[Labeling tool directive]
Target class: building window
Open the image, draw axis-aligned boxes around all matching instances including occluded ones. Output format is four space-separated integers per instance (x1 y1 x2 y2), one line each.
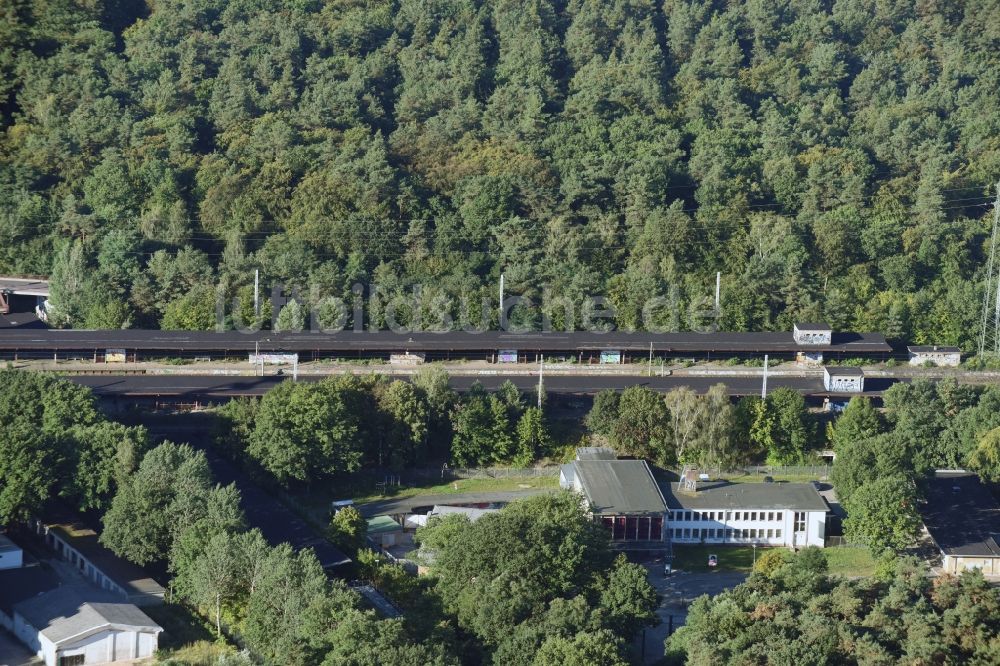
794 512 806 533
767 529 773 538
750 512 756 521
775 530 782 539
725 511 732 521
724 529 732 539
59 655 85 666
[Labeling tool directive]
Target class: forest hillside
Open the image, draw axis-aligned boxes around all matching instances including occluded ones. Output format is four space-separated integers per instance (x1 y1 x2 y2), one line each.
1 0 998 344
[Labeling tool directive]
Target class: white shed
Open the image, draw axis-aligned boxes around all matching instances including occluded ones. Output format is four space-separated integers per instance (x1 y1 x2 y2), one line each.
907 346 961 367
823 366 864 393
12 592 162 666
793 322 832 346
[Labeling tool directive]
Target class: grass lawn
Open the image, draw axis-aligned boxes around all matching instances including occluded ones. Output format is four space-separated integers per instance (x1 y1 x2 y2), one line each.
288 474 561 521
669 545 876 577
669 545 757 573
142 601 240 665
825 546 876 577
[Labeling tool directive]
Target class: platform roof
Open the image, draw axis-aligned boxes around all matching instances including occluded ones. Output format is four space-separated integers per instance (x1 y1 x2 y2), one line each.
0 329 893 354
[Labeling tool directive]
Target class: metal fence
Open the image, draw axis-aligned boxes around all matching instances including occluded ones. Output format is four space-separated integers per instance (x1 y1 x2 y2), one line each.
450 466 560 479
824 536 862 548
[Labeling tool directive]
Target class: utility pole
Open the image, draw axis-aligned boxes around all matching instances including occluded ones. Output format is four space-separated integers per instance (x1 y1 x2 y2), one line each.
537 354 544 408
648 342 654 377
254 269 260 318
978 182 1000 356
715 271 721 313
499 273 505 330
761 354 769 399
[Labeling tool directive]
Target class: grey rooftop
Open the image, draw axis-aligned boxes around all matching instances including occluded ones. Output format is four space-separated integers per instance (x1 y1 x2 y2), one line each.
663 481 829 512
824 366 864 376
921 471 1000 559
572 460 667 515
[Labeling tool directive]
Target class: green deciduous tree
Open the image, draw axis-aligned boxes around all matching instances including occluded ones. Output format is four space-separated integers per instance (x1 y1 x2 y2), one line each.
329 506 367 556
586 390 620 437
416 492 653 662
751 388 815 464
248 378 365 484
968 427 1000 483
608 386 672 463
101 441 236 566
843 475 921 554
669 556 1000 664
829 396 883 451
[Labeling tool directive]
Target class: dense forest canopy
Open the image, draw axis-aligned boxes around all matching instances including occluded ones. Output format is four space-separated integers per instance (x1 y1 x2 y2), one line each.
1 0 998 345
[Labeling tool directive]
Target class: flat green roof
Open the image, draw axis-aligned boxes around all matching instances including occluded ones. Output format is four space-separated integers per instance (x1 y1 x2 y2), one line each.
366 516 402 535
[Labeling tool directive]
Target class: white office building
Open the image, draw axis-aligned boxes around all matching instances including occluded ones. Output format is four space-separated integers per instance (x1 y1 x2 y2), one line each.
664 481 829 549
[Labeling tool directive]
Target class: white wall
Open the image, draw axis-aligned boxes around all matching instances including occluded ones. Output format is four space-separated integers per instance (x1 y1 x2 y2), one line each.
56 627 158 664
909 352 960 367
943 555 999 576
824 374 863 393
138 630 158 657
0 548 22 570
668 508 826 548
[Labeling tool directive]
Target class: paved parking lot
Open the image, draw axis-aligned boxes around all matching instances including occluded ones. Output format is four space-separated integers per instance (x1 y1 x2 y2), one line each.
635 562 748 663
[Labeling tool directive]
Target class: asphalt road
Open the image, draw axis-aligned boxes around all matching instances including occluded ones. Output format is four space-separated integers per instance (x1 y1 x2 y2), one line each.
63 373 874 398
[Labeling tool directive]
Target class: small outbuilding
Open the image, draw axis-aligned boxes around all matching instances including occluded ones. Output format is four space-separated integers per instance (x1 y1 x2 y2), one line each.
14 593 162 666
366 516 404 548
823 366 864 393
0 562 162 666
921 471 1000 576
793 322 832 346
907 346 961 367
